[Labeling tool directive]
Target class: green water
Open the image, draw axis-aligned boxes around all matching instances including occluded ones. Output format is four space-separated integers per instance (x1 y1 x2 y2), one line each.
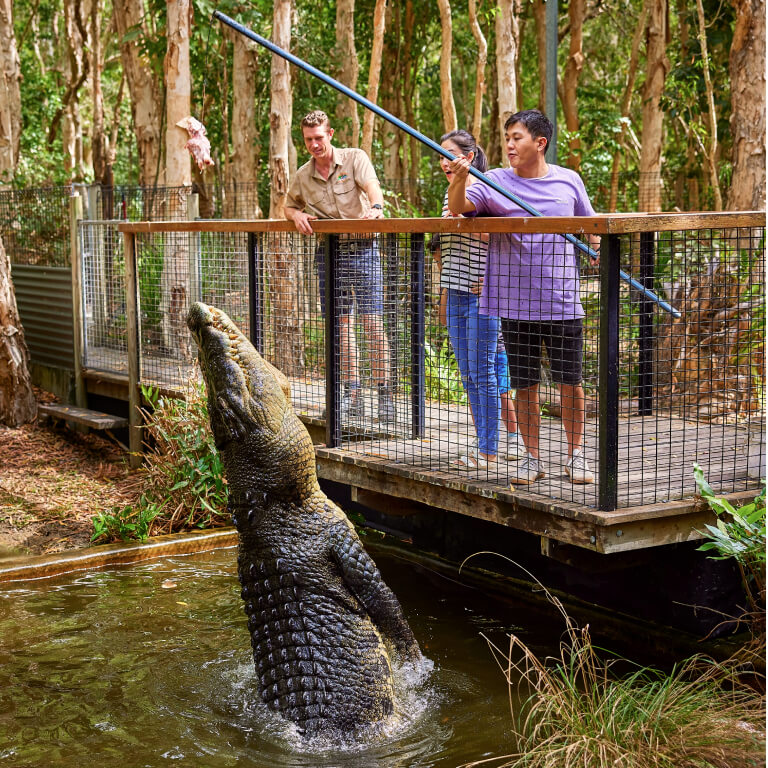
0 545 549 767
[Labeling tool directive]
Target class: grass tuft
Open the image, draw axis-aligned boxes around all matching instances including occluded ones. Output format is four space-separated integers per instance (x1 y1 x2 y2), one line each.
460 554 766 768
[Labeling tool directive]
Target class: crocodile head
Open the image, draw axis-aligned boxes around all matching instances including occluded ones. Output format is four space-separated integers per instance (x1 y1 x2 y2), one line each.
187 302 318 502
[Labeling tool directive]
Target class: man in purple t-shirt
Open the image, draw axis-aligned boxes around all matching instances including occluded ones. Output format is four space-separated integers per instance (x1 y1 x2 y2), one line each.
447 110 600 487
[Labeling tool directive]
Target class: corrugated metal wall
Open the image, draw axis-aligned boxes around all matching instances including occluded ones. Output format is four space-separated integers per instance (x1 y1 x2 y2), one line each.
10 264 75 371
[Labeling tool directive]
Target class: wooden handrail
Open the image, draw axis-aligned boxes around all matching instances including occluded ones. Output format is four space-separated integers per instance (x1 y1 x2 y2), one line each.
118 211 766 236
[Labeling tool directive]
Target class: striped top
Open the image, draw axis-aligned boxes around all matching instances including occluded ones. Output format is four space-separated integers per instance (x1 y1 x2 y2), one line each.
439 192 488 292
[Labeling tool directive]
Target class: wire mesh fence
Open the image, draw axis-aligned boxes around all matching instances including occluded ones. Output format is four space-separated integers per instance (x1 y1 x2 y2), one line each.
81 219 764 511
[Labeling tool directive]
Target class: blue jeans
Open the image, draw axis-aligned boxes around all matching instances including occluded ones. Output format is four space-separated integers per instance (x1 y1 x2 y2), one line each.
446 289 502 456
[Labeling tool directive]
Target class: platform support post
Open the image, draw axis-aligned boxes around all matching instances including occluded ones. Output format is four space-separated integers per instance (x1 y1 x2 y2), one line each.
598 233 620 511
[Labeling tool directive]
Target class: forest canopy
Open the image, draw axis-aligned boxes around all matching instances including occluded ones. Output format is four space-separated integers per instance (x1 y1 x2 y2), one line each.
0 0 764 215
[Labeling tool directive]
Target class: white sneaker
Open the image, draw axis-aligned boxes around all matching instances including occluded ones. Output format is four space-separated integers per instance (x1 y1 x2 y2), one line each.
565 449 594 484
503 432 527 461
509 453 545 486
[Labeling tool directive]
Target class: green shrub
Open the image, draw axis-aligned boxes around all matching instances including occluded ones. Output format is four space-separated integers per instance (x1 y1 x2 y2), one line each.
694 464 766 654
92 380 229 543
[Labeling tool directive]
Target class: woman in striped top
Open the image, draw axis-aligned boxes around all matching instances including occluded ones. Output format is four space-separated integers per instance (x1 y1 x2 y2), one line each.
437 130 525 469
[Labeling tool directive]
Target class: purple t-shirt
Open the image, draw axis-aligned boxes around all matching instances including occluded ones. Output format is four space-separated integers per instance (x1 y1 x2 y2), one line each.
465 165 595 321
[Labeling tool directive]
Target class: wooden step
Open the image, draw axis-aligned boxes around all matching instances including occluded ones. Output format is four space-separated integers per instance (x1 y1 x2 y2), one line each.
38 403 128 430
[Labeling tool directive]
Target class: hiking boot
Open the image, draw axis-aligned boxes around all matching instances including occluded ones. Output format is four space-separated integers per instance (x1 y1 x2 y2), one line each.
377 384 396 423
565 449 594 484
341 390 365 420
509 454 545 486
503 431 527 461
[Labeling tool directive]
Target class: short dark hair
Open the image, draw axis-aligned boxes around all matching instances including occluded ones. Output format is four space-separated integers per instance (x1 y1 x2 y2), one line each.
504 110 553 149
439 129 488 173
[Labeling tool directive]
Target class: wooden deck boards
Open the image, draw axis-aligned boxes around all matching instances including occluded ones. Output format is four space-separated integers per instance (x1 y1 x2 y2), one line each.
81 345 764 553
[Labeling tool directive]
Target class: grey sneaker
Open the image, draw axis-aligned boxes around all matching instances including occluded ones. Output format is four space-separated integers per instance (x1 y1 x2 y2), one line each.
341 390 365 420
377 385 396 423
503 432 527 461
565 449 594 484
509 453 545 486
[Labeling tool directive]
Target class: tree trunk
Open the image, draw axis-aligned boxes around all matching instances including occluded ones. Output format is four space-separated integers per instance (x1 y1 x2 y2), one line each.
533 0 547 111
468 0 487 141
608 0 649 211
0 234 36 426
437 0 458 133
638 0 669 212
113 0 163 186
381 3 406 184
496 0 521 163
486 53 501 168
403 0 421 206
269 0 292 220
0 0 21 187
54 0 88 180
726 0 765 211
165 0 191 192
693 0 722 209
561 0 585 170
267 0 302 376
90 0 109 185
227 25 262 218
361 0 387 157
161 0 192 359
335 0 359 147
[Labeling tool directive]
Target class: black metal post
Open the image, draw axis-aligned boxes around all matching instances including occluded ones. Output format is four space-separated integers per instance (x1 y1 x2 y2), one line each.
598 233 621 511
247 232 264 354
637 231 655 416
324 235 341 448
410 233 426 439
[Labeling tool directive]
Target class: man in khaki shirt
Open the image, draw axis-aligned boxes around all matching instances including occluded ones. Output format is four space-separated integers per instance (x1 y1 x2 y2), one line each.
285 110 395 423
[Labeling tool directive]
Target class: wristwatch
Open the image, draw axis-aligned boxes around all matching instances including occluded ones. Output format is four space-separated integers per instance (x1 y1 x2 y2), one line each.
371 203 384 210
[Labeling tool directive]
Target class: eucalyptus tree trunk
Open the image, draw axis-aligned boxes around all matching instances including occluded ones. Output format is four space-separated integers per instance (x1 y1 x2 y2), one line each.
0 0 20 187
693 0 722 209
161 0 192 359
468 0 487 142
437 0 458 133
90 0 109 185
335 0 359 147
114 0 163 186
361 0 387 156
561 0 585 170
496 0 521 163
267 0 302 376
381 3 406 185
608 0 649 211
56 0 88 180
727 0 765 211
0 235 36 427
403 0 421 205
638 0 669 212
227 25 262 218
533 0 546 111
269 0 292 219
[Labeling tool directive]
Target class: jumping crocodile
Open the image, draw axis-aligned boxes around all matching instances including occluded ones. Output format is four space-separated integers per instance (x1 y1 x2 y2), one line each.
187 302 423 736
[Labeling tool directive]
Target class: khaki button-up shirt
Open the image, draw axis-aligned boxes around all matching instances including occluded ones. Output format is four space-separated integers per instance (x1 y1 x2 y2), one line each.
286 147 379 220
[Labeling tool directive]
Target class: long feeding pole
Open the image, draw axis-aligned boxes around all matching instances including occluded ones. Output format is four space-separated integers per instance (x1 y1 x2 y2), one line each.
213 10 680 318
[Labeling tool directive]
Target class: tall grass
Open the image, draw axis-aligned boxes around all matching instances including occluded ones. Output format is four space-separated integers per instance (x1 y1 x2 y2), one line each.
460 555 765 768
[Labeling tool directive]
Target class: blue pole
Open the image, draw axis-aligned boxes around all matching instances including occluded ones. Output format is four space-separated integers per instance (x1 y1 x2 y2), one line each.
212 10 680 319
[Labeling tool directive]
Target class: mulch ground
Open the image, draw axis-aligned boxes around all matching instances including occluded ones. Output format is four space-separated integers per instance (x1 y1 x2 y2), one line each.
0 391 142 556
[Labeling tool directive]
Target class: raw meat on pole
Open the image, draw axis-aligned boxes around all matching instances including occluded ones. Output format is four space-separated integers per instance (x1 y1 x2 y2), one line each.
177 116 214 171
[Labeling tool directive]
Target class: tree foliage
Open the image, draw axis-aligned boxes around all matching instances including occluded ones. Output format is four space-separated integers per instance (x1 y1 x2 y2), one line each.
8 0 762 213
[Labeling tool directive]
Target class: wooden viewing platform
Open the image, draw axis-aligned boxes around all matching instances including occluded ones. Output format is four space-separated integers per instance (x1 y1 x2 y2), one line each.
62 211 766 559
78 359 760 556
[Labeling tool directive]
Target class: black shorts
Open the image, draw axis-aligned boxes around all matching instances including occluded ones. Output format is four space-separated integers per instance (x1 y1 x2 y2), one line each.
501 319 583 388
